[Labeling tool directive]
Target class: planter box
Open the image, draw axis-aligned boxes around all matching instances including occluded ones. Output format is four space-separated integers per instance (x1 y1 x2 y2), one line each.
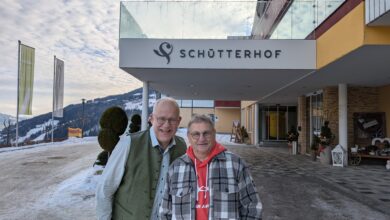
320 146 332 165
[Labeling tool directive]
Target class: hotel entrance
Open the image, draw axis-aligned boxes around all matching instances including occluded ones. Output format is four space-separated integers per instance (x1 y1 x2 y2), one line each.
305 91 324 154
259 105 297 141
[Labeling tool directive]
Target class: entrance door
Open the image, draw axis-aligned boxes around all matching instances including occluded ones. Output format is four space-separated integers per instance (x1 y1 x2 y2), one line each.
261 105 297 141
305 92 324 154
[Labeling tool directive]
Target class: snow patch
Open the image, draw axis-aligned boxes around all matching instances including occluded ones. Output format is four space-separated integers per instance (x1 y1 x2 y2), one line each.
17 119 60 143
0 136 97 154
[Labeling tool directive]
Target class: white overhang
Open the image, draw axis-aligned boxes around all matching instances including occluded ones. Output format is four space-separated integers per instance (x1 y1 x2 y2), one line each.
119 38 316 101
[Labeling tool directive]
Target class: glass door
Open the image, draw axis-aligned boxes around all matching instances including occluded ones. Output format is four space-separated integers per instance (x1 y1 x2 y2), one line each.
262 105 297 141
306 91 324 154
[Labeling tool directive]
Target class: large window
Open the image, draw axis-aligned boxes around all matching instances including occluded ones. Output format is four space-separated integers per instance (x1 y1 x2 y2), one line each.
311 92 324 137
176 100 214 108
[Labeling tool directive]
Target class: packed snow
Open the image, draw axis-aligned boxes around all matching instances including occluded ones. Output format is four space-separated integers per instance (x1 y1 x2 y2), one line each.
0 130 241 219
0 136 96 154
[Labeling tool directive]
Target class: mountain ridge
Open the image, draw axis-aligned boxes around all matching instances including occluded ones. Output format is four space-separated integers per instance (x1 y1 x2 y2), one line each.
0 88 160 147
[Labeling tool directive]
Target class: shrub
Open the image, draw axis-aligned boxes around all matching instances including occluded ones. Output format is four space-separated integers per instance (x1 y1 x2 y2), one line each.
99 106 128 135
287 126 299 143
94 150 109 166
320 121 334 145
98 128 120 152
129 114 141 133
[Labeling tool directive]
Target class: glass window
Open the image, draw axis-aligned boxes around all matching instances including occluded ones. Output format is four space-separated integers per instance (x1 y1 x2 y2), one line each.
193 100 214 108
181 100 192 107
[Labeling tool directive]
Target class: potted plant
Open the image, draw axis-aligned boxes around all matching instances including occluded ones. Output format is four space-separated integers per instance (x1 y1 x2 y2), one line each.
311 135 320 161
319 121 335 165
287 126 299 154
241 126 250 144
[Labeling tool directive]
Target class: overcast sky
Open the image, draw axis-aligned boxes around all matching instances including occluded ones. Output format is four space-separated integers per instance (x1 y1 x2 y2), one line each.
0 0 339 117
0 0 259 117
0 0 142 117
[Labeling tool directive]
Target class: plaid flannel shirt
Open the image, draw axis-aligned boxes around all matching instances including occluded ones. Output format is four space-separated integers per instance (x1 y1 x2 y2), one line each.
159 150 262 220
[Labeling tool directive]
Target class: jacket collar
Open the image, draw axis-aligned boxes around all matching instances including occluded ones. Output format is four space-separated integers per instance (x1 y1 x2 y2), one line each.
181 150 227 164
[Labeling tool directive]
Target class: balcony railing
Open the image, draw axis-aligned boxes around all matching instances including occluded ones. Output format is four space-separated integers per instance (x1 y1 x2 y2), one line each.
120 0 345 40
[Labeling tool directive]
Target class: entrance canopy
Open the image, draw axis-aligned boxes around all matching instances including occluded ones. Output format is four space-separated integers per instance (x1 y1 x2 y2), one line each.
120 38 316 101
118 0 344 103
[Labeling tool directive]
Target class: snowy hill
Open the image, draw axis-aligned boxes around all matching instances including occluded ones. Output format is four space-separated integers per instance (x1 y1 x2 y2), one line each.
0 88 161 147
0 113 15 131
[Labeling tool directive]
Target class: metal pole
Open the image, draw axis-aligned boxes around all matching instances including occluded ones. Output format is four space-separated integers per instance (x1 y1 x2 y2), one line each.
339 83 348 166
52 56 56 143
254 103 259 146
82 98 85 138
16 40 21 147
141 81 149 131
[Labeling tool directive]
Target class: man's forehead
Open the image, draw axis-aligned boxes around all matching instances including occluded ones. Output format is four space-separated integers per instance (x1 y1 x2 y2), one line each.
154 101 179 114
189 122 213 131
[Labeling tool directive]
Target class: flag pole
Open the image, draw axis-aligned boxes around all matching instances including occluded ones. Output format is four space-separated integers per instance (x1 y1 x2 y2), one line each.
16 40 21 147
52 55 56 143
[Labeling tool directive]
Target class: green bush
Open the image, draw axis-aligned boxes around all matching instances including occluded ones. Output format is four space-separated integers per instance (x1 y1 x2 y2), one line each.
94 150 109 166
131 114 141 125
98 128 120 152
129 114 141 133
320 121 334 145
99 106 128 135
287 126 299 143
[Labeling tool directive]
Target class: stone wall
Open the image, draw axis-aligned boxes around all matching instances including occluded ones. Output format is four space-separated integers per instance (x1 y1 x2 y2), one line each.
298 86 379 151
322 87 339 144
323 86 378 148
298 96 308 154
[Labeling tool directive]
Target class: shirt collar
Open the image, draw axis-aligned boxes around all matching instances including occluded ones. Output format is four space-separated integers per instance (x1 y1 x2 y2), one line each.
149 126 176 150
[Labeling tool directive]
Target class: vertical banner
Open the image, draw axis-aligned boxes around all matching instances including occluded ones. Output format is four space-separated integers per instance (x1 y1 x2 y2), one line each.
53 57 64 117
18 44 35 115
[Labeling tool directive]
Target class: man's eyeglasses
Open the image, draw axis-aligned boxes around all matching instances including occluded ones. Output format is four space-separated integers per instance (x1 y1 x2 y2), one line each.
189 131 213 140
155 117 179 125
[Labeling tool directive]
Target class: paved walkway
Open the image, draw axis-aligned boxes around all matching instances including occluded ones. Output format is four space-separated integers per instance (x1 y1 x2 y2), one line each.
225 144 390 220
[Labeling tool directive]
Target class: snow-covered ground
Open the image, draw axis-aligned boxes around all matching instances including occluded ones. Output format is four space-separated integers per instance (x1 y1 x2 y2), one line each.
0 136 96 154
0 137 100 219
0 130 241 219
41 130 239 211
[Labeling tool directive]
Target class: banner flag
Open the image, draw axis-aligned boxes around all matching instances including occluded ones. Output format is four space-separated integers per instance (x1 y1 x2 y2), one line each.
18 44 35 115
53 58 64 117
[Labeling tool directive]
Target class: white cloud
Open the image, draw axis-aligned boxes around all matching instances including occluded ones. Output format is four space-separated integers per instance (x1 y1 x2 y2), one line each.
0 0 259 116
0 0 142 116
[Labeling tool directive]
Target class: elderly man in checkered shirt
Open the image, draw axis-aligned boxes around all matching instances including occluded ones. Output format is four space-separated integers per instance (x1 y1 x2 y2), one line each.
159 114 262 220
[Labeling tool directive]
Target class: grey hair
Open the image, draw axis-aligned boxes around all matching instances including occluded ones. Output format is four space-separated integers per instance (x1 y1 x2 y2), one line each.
187 114 215 132
152 97 180 114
